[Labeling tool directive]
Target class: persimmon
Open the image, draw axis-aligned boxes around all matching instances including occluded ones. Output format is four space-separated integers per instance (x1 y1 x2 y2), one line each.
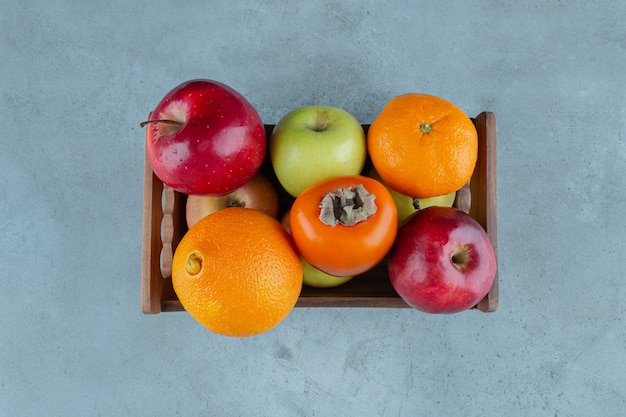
289 175 398 277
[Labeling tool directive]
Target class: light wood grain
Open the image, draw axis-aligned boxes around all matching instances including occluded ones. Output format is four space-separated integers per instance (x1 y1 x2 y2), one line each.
141 150 164 314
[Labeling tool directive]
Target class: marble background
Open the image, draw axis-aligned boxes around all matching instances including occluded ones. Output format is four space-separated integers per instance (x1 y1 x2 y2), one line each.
1 1 625 415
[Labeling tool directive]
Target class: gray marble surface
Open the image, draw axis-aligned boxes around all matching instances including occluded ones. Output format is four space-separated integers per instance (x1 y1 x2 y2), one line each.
2 1 625 415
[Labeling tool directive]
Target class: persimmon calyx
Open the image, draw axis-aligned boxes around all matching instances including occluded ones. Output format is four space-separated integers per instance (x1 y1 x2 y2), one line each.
319 184 377 226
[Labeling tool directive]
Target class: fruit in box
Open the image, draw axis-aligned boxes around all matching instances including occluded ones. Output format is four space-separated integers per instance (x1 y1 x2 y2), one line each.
139 78 498 316
367 93 477 199
142 79 266 195
388 206 496 314
269 105 366 197
186 172 279 229
289 175 397 277
172 208 302 337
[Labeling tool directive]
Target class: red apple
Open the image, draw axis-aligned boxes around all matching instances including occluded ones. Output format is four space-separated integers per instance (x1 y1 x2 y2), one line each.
388 206 496 314
185 173 280 229
142 79 266 195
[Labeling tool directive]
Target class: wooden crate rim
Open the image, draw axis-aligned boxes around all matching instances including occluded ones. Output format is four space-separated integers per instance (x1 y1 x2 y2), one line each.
141 112 498 314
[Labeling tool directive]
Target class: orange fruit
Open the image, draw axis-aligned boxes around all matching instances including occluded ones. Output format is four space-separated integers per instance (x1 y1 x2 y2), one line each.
172 207 302 337
367 93 477 199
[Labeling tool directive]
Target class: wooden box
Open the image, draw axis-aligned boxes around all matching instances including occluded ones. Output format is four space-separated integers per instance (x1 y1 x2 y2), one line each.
141 112 498 313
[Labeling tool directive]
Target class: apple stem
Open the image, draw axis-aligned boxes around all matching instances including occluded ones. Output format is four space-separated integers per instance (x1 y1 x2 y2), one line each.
227 200 246 208
139 119 184 128
307 110 330 132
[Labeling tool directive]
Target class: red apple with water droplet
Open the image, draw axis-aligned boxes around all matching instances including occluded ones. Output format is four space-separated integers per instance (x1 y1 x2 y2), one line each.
142 79 266 195
388 206 496 313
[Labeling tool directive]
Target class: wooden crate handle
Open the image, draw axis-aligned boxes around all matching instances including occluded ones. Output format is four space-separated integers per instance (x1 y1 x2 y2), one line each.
160 185 175 279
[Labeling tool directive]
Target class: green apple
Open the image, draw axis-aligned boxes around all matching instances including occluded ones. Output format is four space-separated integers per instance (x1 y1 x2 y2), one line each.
270 105 366 197
280 210 354 288
302 258 354 288
367 167 456 225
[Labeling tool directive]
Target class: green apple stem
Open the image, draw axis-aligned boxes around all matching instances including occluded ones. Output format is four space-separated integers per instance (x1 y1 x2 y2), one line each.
308 110 330 132
139 119 184 128
319 184 377 226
